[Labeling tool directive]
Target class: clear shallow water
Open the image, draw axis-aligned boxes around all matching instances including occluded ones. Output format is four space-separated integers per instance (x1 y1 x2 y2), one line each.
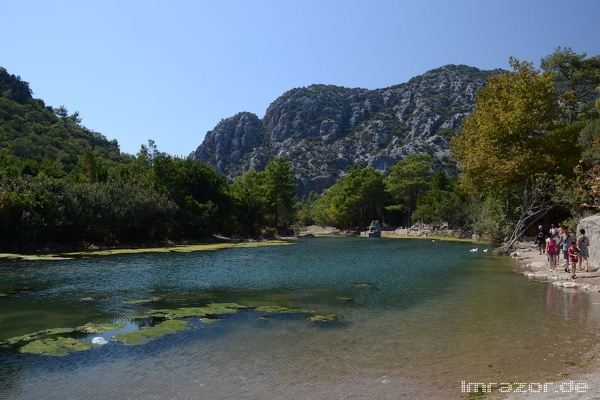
2 237 600 399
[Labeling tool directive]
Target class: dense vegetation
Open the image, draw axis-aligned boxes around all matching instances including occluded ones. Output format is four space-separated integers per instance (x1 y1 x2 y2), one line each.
0 68 297 251
1 46 599 252
302 47 600 243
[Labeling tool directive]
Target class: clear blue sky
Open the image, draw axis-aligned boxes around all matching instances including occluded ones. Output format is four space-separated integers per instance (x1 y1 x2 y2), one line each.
2 0 600 157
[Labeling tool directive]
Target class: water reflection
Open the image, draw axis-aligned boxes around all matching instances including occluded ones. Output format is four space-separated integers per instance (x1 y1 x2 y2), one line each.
2 237 600 398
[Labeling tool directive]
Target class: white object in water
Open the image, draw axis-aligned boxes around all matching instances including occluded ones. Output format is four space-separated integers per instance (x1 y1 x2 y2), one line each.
92 336 108 345
470 248 478 252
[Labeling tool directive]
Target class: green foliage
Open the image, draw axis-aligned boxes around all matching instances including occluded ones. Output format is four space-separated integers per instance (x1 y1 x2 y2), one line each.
295 191 319 226
313 168 387 229
230 169 268 236
471 194 513 243
412 171 471 229
263 158 296 227
385 154 434 226
452 58 567 193
0 67 33 104
540 46 600 121
0 175 178 249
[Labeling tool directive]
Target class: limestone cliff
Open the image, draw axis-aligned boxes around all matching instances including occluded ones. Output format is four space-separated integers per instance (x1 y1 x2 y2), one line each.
192 64 503 195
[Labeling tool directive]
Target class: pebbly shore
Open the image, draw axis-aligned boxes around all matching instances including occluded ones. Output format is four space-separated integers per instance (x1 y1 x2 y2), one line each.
512 241 600 292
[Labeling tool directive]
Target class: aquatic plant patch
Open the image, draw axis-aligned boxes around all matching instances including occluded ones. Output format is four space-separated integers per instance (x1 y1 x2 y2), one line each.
307 314 339 323
146 303 249 319
1 327 78 345
79 322 127 334
20 337 94 357
111 319 189 346
2 300 341 357
121 297 162 304
0 240 294 260
0 253 74 261
255 305 312 313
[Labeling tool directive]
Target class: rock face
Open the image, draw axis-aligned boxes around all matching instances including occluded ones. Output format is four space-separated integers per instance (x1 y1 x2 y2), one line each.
577 215 600 269
192 64 502 196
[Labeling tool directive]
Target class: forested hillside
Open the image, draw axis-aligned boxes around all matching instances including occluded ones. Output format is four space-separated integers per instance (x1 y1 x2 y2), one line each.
0 67 124 178
0 68 257 251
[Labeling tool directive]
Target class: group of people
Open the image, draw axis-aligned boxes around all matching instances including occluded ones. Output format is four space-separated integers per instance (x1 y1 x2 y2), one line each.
535 223 591 279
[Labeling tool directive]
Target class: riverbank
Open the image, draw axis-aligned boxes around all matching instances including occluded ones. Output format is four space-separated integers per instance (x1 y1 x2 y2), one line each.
491 242 600 399
513 241 600 292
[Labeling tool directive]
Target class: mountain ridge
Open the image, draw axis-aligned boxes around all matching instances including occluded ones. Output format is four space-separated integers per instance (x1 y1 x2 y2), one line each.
192 64 503 195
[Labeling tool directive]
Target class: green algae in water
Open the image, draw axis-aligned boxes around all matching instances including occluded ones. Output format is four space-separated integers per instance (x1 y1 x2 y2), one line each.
50 240 294 258
20 337 93 357
200 316 222 323
147 303 248 319
112 319 189 345
122 297 162 304
2 327 78 346
79 322 126 333
255 305 311 313
307 314 339 323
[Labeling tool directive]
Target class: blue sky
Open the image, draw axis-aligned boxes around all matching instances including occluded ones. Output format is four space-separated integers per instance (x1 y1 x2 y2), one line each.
2 0 600 157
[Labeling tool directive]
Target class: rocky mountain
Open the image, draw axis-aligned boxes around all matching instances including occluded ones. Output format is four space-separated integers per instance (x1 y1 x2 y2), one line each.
192 64 502 196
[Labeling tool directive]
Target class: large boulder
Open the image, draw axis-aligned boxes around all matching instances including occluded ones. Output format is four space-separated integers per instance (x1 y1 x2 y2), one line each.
577 215 600 269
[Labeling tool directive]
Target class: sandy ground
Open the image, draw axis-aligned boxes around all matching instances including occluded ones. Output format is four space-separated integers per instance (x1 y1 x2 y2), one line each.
492 242 600 399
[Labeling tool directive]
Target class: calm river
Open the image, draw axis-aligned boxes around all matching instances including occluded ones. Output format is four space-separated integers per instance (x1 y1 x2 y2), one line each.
2 236 600 399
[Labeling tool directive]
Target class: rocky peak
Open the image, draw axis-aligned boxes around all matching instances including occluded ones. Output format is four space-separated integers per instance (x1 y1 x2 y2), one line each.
192 64 502 196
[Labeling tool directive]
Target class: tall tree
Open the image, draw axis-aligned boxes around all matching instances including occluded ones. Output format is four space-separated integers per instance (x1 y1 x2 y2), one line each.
385 154 434 227
541 47 600 121
451 57 582 247
451 58 572 192
263 158 296 227
230 169 268 235
313 167 387 229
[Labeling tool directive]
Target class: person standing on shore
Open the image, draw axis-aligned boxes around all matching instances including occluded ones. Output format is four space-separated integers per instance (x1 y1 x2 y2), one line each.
546 233 558 272
549 224 558 237
558 223 565 237
536 225 546 255
568 241 580 279
560 227 572 272
577 229 591 272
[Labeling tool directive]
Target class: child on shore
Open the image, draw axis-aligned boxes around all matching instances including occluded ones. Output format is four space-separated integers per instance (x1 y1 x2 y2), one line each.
568 242 580 279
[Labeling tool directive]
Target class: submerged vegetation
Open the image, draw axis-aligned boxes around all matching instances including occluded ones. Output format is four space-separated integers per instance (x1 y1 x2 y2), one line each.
0 296 341 356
